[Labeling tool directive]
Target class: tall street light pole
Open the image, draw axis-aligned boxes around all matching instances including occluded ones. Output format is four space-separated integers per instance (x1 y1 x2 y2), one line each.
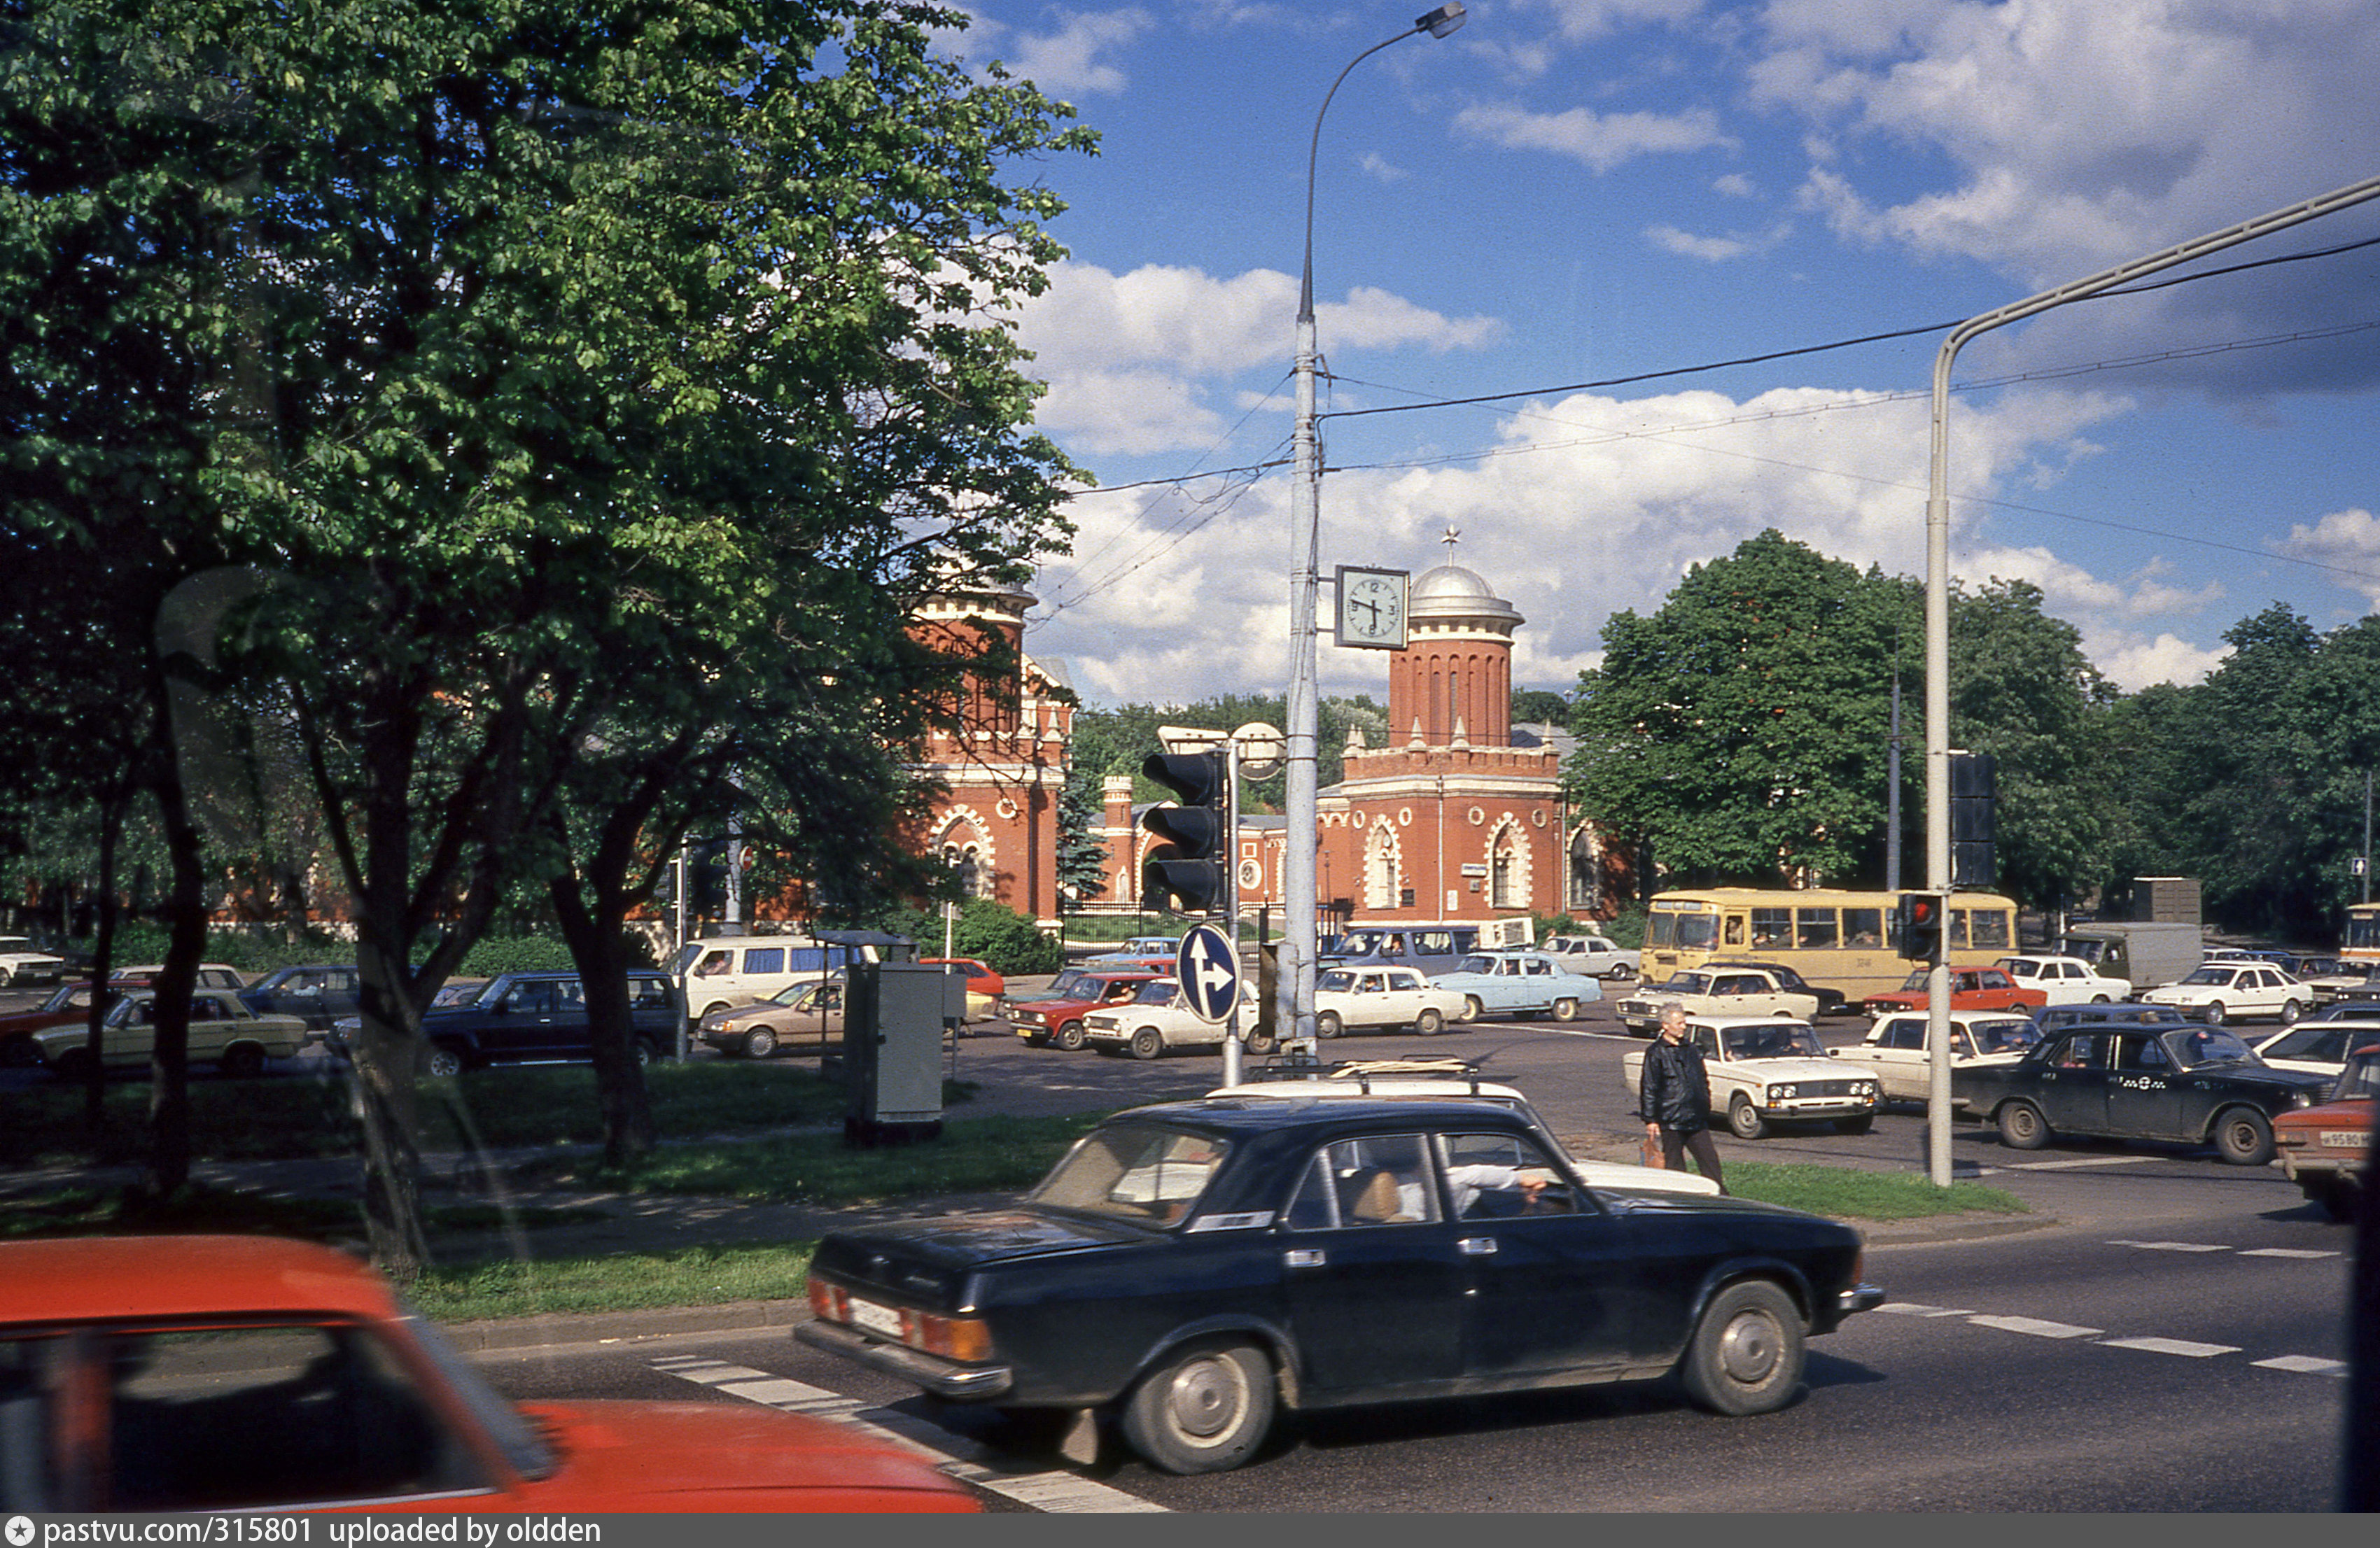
1921 172 2380 1189
1284 3 1466 1049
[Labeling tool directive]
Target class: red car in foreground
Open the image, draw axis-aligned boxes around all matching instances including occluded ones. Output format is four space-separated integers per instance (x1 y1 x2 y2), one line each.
2274 1044 2379 1220
1861 965 2047 1018
0 1236 974 1514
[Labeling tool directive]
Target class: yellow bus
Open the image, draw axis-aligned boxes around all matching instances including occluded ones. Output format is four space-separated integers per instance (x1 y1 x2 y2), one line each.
1641 887 2023 1001
2342 902 2380 962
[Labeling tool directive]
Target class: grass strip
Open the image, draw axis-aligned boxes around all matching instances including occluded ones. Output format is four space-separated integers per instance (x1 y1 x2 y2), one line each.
410 1242 819 1323
1721 1160 2030 1220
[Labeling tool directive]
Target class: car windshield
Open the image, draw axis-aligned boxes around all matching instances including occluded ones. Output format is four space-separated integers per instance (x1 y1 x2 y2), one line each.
1337 931 1389 957
1453 955 1499 974
1317 970 1357 993
1027 1121 1230 1226
1659 972 1714 994
40 983 92 1013
1721 1022 1823 1059
2175 967 2238 987
1896 971 1928 991
2160 1028 2257 1069
1133 982 1175 1006
767 980 820 1007
1968 1018 2039 1054
2332 1051 2380 1101
1037 970 1091 999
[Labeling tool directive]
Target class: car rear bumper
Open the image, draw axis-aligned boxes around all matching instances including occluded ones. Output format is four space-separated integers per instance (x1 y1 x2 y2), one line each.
794 1320 1014 1401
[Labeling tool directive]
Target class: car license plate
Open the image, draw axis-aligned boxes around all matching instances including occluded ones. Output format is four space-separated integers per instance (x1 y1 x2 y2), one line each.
2319 1131 2371 1149
847 1296 904 1337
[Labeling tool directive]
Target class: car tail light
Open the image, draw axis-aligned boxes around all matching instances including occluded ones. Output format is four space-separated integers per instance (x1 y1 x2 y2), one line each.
808 1280 848 1321
907 1311 992 1363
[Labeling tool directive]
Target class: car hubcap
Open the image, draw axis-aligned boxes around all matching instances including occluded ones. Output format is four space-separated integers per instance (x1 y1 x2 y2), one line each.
1718 1313 1779 1384
1166 1359 1245 1441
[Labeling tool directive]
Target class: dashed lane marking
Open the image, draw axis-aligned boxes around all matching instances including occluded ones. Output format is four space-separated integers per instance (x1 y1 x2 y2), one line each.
2098 1337 2241 1358
650 1356 1167 1513
2000 1155 2158 1169
2239 1247 2342 1259
1966 1315 2104 1339
2107 1239 2230 1252
1875 1303 1977 1318
2254 1356 2348 1377
1874 1303 2337 1376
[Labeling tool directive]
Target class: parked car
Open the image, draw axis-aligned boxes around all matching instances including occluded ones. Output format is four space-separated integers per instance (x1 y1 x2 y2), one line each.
695 978 847 1059
110 962 246 991
1312 964 1472 1039
236 963 363 1032
1861 965 2046 1018
2141 962 2314 1025
1616 968 1821 1035
0 1234 976 1512
1955 1021 2331 1164
797 1097 1882 1474
34 990 309 1079
2272 1044 2379 1220
1541 933 1641 981
1623 1014 1882 1138
1994 955 2129 1005
1083 980 1268 1059
1211 1058 1721 1197
1830 1010 2040 1107
1428 950 1605 1023
1008 969 1166 1050
2030 1001 2194 1032
1081 936 1180 973
413 969 680 1076
671 934 876 1025
0 936 65 988
0 978 106 1068
922 957 1006 1022
2248 1017 2380 1081
2292 956 2380 1004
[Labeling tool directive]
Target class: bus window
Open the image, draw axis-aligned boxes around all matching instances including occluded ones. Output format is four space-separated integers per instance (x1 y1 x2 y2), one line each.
1967 910 2012 950
1946 910 1969 950
1648 915 1674 949
2345 908 2380 955
1749 908 1791 950
1795 908 1839 950
1844 908 1884 948
1721 915 1743 948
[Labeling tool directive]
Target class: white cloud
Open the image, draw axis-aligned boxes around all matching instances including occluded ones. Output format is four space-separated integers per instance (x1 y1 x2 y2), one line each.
2274 507 2380 607
1712 172 1758 199
1359 152 1410 184
1646 221 1790 261
2090 633 2231 691
968 7 1156 96
1013 260 1502 458
1452 103 1736 172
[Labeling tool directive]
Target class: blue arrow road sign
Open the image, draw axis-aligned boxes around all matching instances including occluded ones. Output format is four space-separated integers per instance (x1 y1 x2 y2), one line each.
1177 922 1240 1024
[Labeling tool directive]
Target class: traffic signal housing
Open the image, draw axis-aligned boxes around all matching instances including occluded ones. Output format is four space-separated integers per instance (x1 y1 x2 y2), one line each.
1140 750 1231 916
1896 892 1945 962
1951 751 1997 889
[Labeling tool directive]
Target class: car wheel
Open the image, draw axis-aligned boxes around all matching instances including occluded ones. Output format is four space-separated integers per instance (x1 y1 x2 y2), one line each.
2202 1001 2226 1026
2211 1106 2274 1167
1727 1095 1766 1140
699 1001 730 1023
219 1043 267 1080
1996 1099 2051 1151
1606 964 1637 982
2278 999 2303 1025
2090 994 2110 1004
1833 1113 1873 1136
1054 1019 1087 1051
1242 1026 1278 1055
1679 1280 1805 1417
0 1037 38 1070
1120 1339 1275 1475
423 1045 465 1079
633 1039 658 1068
1413 1007 1445 1036
1130 1027 1164 1060
1315 1011 1343 1040
1460 996 1485 1024
1552 997 1581 1022
741 1027 779 1059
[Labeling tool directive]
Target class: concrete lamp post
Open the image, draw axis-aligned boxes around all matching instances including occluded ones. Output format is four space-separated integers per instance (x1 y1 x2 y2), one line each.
1282 3 1466 1050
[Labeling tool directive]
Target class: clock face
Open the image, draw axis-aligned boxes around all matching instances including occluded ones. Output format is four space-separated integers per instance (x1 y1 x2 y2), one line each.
1338 570 1407 647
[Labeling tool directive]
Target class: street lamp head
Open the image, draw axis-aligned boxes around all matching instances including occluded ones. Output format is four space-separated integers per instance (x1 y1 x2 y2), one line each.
1417 3 1466 38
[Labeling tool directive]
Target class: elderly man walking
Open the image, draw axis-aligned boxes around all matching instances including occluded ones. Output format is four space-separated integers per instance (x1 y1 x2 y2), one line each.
1639 1001 1728 1194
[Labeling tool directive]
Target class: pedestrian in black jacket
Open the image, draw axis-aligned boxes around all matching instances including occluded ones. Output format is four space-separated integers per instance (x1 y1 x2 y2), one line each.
1639 1001 1727 1193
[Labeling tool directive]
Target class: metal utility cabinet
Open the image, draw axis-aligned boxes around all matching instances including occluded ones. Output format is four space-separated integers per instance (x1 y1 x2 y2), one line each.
843 959 965 1143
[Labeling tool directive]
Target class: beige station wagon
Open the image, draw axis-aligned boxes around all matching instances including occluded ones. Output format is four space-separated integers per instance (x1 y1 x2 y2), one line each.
1616 966 1821 1034
34 990 309 1079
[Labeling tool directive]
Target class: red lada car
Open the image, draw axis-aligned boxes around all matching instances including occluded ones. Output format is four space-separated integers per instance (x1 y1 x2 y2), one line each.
2273 1043 2378 1220
1008 968 1165 1050
0 1236 974 1513
1862 965 2047 1018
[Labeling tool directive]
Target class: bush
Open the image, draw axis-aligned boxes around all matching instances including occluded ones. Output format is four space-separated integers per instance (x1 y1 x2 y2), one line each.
867 896 1062 977
457 936 580 976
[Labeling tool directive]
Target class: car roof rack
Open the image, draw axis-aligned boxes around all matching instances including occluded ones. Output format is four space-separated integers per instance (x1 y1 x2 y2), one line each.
1238 1056 1492 1094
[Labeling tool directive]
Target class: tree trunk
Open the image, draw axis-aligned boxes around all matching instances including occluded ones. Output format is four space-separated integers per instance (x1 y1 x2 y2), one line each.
553 873 656 1168
351 935 430 1283
147 752 206 1197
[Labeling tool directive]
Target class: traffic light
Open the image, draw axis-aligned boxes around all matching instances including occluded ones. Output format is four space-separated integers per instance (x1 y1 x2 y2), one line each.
1140 750 1230 916
1951 751 1996 889
1896 892 1945 962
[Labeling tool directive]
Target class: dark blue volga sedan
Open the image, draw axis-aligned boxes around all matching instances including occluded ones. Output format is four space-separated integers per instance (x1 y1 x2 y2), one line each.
797 1097 1883 1474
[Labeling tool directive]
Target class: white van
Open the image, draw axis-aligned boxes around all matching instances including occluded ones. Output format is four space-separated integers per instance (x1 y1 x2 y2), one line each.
670 935 878 1023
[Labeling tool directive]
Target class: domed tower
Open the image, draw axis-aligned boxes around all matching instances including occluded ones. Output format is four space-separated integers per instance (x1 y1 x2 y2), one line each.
1390 563 1523 748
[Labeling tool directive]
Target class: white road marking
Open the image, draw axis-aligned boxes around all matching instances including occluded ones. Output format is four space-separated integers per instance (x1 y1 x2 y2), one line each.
2001 1155 2155 1169
1875 1303 1977 1318
650 1355 1167 1513
2239 1248 2342 1260
1966 1315 2104 1339
2107 1239 2229 1252
2098 1337 2241 1358
2254 1356 2348 1376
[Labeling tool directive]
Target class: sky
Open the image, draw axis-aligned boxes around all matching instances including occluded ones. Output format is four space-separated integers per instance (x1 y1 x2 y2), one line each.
929 0 2380 710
